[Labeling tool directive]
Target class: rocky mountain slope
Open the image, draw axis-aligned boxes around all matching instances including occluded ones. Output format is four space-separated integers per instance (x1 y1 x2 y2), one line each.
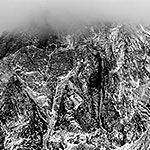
0 22 150 150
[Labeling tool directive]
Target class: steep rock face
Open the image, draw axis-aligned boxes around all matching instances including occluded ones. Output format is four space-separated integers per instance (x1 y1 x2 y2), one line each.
1 23 150 150
0 74 48 149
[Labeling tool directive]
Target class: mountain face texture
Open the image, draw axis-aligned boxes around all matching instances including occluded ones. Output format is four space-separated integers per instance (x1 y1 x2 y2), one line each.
0 23 150 150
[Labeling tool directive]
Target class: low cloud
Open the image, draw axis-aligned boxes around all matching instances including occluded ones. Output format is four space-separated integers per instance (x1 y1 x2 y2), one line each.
0 0 150 34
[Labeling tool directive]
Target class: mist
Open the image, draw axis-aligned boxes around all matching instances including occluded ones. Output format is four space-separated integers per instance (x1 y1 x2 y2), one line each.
0 0 150 35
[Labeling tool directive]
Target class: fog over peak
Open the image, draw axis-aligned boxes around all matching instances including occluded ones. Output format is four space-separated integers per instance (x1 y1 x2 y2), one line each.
0 0 150 35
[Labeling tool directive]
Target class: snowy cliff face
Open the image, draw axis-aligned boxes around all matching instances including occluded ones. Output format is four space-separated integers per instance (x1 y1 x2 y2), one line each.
0 22 150 150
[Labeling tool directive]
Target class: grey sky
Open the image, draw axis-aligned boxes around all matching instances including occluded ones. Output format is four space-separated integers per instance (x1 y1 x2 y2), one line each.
0 0 150 34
